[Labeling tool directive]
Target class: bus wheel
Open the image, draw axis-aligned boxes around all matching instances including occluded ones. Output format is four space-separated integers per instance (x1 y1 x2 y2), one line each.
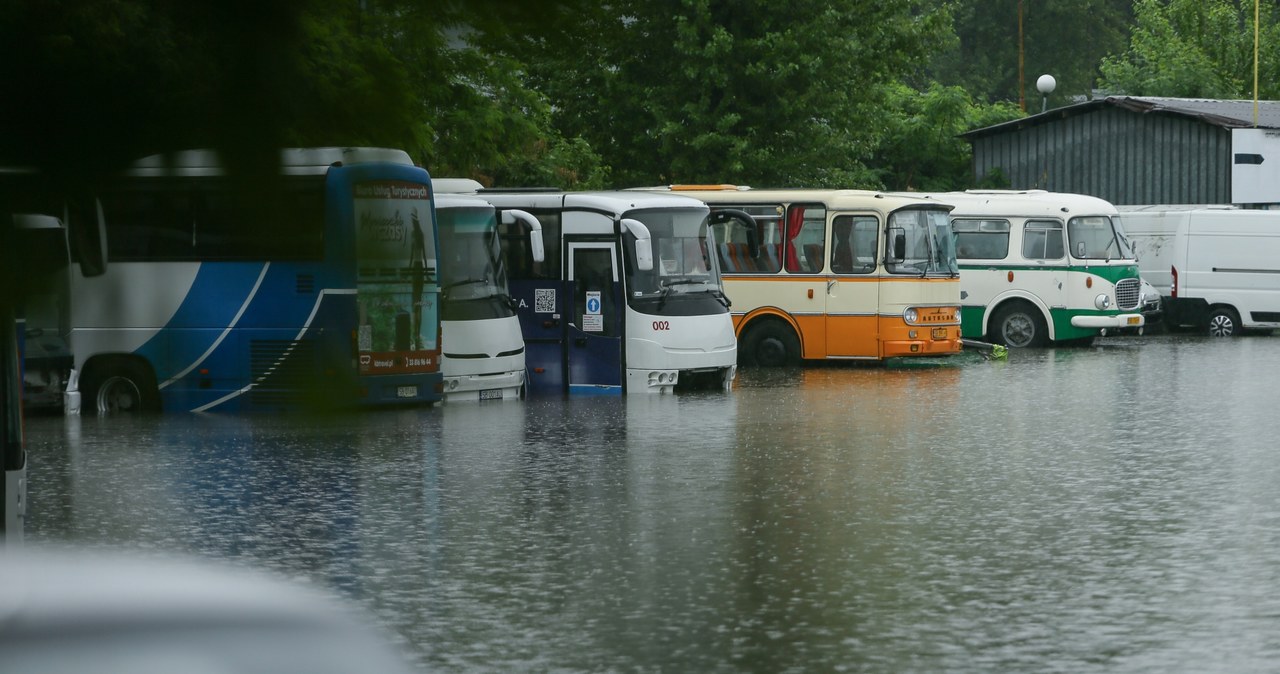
1206 306 1241 337
742 322 800 367
82 360 161 415
991 302 1048 348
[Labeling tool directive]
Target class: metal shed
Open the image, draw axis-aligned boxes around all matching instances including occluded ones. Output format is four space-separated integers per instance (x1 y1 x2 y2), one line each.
962 96 1280 206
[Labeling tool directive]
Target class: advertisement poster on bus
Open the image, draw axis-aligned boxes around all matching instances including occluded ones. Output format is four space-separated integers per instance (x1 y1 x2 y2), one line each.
353 181 439 375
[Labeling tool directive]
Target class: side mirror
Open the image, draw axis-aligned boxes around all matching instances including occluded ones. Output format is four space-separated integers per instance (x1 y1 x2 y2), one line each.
67 197 107 277
887 227 906 262
621 218 653 271
502 209 545 263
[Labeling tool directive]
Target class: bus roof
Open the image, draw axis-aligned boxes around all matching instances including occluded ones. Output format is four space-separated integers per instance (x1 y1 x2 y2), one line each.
126 147 415 177
477 189 710 215
895 190 1119 219
630 186 951 213
434 191 494 210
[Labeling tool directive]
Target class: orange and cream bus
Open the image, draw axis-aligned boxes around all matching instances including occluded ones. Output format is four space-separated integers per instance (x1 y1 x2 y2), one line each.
632 187 963 365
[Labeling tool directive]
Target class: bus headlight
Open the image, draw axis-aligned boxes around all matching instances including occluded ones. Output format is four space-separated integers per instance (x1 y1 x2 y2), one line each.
1094 294 1112 310
904 308 918 324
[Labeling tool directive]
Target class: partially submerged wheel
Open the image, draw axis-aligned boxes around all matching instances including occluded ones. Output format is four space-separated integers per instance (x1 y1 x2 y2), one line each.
741 321 801 367
1206 306 1241 337
81 359 161 415
990 302 1048 348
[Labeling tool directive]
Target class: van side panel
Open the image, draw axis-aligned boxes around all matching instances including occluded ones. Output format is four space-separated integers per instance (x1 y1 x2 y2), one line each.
1121 207 1280 330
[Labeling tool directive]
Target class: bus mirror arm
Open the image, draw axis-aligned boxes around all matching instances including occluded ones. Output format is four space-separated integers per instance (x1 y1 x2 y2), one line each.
621 218 653 271
503 209 545 263
711 209 759 258
67 197 108 277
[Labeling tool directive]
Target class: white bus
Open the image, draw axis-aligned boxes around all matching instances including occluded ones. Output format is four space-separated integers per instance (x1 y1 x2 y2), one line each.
432 179 544 401
477 189 738 395
1119 204 1280 336
635 186 963 364
932 190 1144 347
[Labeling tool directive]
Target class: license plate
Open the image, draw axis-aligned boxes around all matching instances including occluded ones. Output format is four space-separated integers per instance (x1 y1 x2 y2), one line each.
396 386 418 398
931 327 949 340
479 388 503 401
1127 316 1141 325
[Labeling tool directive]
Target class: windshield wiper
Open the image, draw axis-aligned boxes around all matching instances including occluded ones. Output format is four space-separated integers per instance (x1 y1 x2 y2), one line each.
444 278 489 290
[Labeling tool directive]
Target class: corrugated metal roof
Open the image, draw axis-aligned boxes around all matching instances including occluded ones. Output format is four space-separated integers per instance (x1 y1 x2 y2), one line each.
962 96 1280 139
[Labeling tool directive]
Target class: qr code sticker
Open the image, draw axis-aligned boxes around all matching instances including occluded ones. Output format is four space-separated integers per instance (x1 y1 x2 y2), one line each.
534 288 556 313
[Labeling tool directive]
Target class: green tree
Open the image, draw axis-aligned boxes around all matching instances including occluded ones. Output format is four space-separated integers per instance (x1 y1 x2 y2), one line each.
928 0 1132 108
503 0 953 188
0 0 603 187
1099 0 1280 99
361 1 608 188
872 82 1023 191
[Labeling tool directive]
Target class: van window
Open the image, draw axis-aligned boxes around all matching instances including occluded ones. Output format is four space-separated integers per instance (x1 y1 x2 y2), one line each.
953 218 1010 260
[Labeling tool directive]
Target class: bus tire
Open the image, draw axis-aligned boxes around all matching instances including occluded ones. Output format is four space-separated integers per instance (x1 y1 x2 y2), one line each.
1206 306 1241 337
990 302 1048 348
81 358 161 415
741 321 800 367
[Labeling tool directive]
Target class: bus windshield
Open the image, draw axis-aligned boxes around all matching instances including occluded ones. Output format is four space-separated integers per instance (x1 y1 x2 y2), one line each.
624 207 723 299
354 180 439 353
438 206 507 304
885 208 958 276
1069 215 1132 260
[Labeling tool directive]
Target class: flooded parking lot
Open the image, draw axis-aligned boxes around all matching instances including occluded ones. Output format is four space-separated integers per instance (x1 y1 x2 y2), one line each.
21 333 1280 672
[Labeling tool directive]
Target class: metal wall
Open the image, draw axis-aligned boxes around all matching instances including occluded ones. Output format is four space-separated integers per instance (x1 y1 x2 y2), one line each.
970 107 1233 205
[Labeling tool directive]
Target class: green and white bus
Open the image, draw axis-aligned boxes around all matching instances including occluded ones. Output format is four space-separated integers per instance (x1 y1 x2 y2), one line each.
911 190 1143 347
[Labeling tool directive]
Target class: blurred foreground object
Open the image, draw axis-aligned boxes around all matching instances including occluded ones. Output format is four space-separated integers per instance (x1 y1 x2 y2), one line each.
0 548 415 674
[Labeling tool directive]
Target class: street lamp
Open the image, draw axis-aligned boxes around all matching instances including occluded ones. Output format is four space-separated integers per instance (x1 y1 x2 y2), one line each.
1037 74 1056 113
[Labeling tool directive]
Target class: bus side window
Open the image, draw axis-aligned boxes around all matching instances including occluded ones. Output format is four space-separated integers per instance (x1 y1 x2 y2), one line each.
501 212 559 280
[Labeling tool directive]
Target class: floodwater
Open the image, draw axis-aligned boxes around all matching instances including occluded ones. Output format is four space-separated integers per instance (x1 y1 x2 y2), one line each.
22 333 1280 673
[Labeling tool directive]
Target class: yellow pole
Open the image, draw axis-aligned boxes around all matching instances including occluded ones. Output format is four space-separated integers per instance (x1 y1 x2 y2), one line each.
1018 0 1025 113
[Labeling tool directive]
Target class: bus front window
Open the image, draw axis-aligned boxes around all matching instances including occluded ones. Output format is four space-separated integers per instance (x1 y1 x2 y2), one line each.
624 208 727 312
1069 215 1130 260
887 207 956 275
437 206 508 313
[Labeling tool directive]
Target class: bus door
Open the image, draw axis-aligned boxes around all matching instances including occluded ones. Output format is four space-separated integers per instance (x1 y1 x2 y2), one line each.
825 214 880 358
566 241 622 395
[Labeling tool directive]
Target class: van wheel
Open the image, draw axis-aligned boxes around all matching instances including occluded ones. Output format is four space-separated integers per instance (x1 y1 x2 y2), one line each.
81 360 161 415
741 322 800 367
1206 307 1241 337
990 302 1048 348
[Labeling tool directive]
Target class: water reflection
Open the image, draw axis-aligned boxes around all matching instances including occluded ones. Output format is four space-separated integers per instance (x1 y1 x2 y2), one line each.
23 334 1280 672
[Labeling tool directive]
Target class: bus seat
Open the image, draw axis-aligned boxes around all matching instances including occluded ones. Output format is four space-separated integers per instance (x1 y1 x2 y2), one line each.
802 243 824 273
759 243 782 273
717 243 737 273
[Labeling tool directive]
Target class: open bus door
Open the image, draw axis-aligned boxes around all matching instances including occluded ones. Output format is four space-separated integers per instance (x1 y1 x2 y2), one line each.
565 241 623 395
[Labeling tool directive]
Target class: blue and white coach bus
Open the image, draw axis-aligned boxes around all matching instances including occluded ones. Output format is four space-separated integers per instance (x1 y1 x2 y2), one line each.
478 189 739 396
71 147 443 413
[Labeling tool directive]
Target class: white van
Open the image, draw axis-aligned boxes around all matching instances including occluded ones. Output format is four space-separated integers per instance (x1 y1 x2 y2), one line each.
1118 205 1280 336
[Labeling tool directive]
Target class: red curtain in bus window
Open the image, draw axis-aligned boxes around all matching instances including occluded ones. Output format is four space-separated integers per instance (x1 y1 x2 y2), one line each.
784 205 806 273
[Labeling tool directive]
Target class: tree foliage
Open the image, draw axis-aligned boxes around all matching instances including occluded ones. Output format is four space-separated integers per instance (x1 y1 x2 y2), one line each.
872 83 1023 191
1099 0 1280 99
927 0 1133 109
502 0 953 188
9 1 1280 198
